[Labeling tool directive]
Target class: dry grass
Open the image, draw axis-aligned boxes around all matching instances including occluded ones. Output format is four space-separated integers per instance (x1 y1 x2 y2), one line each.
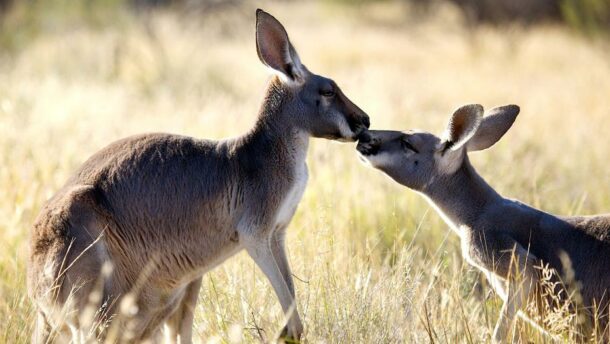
1 0 609 342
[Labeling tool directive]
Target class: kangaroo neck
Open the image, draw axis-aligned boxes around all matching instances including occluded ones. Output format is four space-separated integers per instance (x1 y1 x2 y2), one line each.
423 157 502 235
236 79 309 168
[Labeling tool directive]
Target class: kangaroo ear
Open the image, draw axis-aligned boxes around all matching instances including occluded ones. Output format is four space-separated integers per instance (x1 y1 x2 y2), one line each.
440 104 484 153
467 105 520 152
255 9 303 82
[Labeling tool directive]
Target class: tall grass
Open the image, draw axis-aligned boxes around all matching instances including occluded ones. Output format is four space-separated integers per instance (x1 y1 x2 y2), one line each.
0 0 609 342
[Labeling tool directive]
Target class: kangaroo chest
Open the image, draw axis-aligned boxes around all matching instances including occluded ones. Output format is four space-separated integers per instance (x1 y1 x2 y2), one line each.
275 162 309 228
459 235 508 300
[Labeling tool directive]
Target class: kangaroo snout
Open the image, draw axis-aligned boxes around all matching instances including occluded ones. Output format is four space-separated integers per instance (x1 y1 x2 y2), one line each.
348 115 370 139
356 132 380 156
356 130 371 143
355 113 371 131
342 94 370 139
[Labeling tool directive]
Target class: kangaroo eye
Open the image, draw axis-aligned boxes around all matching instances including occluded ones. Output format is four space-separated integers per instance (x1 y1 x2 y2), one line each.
401 139 419 153
320 89 335 97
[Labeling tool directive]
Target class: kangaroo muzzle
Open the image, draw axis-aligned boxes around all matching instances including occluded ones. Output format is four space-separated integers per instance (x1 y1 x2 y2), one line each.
339 89 370 139
356 132 380 156
348 114 370 136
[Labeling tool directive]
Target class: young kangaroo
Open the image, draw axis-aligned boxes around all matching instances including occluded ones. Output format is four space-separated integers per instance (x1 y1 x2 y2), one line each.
28 9 369 343
357 104 610 342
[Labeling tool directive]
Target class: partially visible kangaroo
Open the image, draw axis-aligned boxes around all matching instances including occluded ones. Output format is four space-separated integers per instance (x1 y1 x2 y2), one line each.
357 104 610 342
28 9 369 343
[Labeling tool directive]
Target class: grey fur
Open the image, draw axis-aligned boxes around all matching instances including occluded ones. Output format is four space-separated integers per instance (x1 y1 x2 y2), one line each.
28 9 369 343
357 104 610 342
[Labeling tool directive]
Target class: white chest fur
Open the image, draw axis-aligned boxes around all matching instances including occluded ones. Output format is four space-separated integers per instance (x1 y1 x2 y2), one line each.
276 162 308 228
460 237 508 301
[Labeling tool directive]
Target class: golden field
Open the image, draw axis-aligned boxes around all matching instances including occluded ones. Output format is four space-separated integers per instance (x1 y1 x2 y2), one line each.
0 0 609 342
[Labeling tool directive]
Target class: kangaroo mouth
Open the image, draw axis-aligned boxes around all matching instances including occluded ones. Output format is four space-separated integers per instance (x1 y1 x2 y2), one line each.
326 131 352 142
334 129 364 142
325 122 368 142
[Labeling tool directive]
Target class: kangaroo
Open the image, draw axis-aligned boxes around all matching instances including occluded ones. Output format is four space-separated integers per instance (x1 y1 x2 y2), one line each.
356 104 610 342
28 9 369 343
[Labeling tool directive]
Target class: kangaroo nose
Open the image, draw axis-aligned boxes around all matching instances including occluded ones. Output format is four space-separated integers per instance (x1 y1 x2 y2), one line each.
350 112 370 131
356 133 380 156
361 115 370 129
357 130 372 143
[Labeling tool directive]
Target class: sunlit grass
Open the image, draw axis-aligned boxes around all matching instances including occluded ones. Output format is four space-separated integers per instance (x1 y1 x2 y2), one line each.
1 1 609 342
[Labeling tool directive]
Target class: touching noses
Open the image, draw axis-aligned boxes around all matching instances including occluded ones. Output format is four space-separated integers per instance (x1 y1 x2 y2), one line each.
356 132 381 156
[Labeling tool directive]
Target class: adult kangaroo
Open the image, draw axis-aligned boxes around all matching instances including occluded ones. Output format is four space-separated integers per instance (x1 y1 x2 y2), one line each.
357 104 610 342
28 9 369 343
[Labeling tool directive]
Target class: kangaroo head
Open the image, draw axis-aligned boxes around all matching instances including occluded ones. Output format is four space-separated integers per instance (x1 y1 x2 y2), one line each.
256 9 370 141
357 104 520 190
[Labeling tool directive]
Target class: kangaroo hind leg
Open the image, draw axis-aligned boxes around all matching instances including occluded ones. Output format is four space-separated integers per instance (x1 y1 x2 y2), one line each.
164 277 203 344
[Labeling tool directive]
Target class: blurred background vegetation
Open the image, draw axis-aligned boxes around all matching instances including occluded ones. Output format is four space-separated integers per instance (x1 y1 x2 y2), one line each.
0 0 609 342
1 0 610 54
